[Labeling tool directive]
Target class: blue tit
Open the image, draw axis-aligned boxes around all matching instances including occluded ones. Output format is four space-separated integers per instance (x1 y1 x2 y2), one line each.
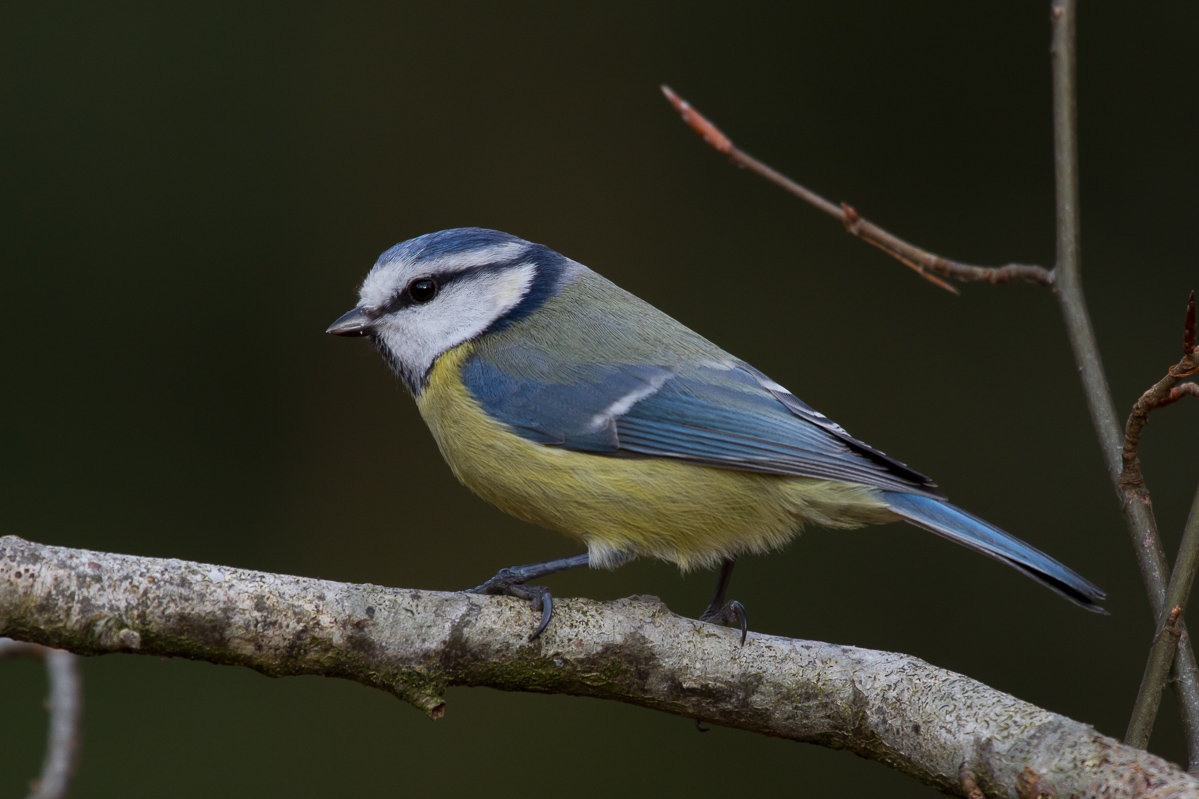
328 227 1105 640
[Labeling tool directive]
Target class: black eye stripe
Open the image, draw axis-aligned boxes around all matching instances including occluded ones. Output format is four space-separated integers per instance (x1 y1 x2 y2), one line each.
381 264 502 312
384 274 446 312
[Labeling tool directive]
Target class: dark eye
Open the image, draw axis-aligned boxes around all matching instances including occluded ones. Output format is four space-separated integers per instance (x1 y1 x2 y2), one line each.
408 278 438 304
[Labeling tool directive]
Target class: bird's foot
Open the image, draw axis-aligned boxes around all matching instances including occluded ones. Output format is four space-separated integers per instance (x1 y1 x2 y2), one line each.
462 554 590 641
699 600 749 646
466 569 555 641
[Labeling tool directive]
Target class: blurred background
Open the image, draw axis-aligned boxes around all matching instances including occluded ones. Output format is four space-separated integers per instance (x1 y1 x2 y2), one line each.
2 2 1197 796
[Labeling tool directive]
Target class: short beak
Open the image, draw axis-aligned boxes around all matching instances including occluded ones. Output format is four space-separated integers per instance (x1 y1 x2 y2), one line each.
326 306 377 337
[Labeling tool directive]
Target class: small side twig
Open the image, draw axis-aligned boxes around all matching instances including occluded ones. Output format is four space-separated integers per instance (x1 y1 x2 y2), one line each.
0 638 83 799
1016 766 1058 799
1120 292 1199 493
659 85 1055 293
960 763 987 799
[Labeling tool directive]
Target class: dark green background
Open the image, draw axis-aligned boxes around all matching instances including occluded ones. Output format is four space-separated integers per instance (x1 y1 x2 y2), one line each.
3 3 1197 796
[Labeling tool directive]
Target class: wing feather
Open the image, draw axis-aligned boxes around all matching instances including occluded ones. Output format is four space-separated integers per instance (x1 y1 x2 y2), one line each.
459 351 941 497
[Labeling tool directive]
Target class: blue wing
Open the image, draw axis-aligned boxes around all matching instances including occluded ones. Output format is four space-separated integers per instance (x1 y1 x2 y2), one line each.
459 351 942 497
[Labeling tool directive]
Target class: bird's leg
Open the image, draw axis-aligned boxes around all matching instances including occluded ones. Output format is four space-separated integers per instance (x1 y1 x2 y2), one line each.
466 553 591 640
698 557 748 645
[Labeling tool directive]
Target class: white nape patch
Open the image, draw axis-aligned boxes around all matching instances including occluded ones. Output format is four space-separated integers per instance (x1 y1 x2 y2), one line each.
698 358 736 371
372 261 537 385
587 371 673 430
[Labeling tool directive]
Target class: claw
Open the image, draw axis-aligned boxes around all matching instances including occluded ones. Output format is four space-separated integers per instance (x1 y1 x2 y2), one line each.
728 600 748 646
533 598 552 640
513 584 553 641
699 600 749 646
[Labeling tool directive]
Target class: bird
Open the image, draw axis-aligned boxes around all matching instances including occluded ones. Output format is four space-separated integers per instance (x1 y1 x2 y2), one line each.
327 227 1106 641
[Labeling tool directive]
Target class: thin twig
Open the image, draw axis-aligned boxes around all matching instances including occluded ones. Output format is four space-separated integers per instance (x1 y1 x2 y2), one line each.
33 650 83 799
1046 0 1199 765
659 85 1054 293
0 638 83 799
1128 599 1191 749
1126 483 1199 747
1122 294 1199 749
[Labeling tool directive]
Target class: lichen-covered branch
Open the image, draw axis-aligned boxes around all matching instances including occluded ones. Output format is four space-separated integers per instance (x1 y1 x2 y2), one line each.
1 536 1194 798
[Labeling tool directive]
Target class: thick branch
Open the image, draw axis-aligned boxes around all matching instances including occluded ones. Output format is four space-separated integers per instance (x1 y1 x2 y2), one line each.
1 536 1195 799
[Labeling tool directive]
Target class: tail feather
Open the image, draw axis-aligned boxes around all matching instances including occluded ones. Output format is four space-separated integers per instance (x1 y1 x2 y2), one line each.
882 491 1106 613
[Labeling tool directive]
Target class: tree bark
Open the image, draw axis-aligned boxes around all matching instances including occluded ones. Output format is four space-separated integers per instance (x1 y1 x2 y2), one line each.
1 535 1192 798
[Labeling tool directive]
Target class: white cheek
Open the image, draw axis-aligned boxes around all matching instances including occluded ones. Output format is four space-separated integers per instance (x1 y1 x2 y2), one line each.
376 263 537 379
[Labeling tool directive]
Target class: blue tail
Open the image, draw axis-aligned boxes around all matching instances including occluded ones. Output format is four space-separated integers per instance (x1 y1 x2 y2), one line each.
882 492 1106 613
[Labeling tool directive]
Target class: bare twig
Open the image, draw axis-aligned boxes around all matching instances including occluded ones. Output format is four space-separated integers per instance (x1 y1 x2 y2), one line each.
1 535 1196 799
1122 296 1199 748
0 638 83 799
34 650 83 799
659 85 1054 293
1050 2 1199 764
1047 0 1199 767
1187 291 1197 355
1128 599 1190 750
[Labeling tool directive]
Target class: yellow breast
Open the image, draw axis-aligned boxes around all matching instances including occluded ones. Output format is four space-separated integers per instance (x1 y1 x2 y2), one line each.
416 343 894 570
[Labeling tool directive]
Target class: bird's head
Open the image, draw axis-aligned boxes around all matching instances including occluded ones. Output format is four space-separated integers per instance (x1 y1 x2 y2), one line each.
327 228 567 392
